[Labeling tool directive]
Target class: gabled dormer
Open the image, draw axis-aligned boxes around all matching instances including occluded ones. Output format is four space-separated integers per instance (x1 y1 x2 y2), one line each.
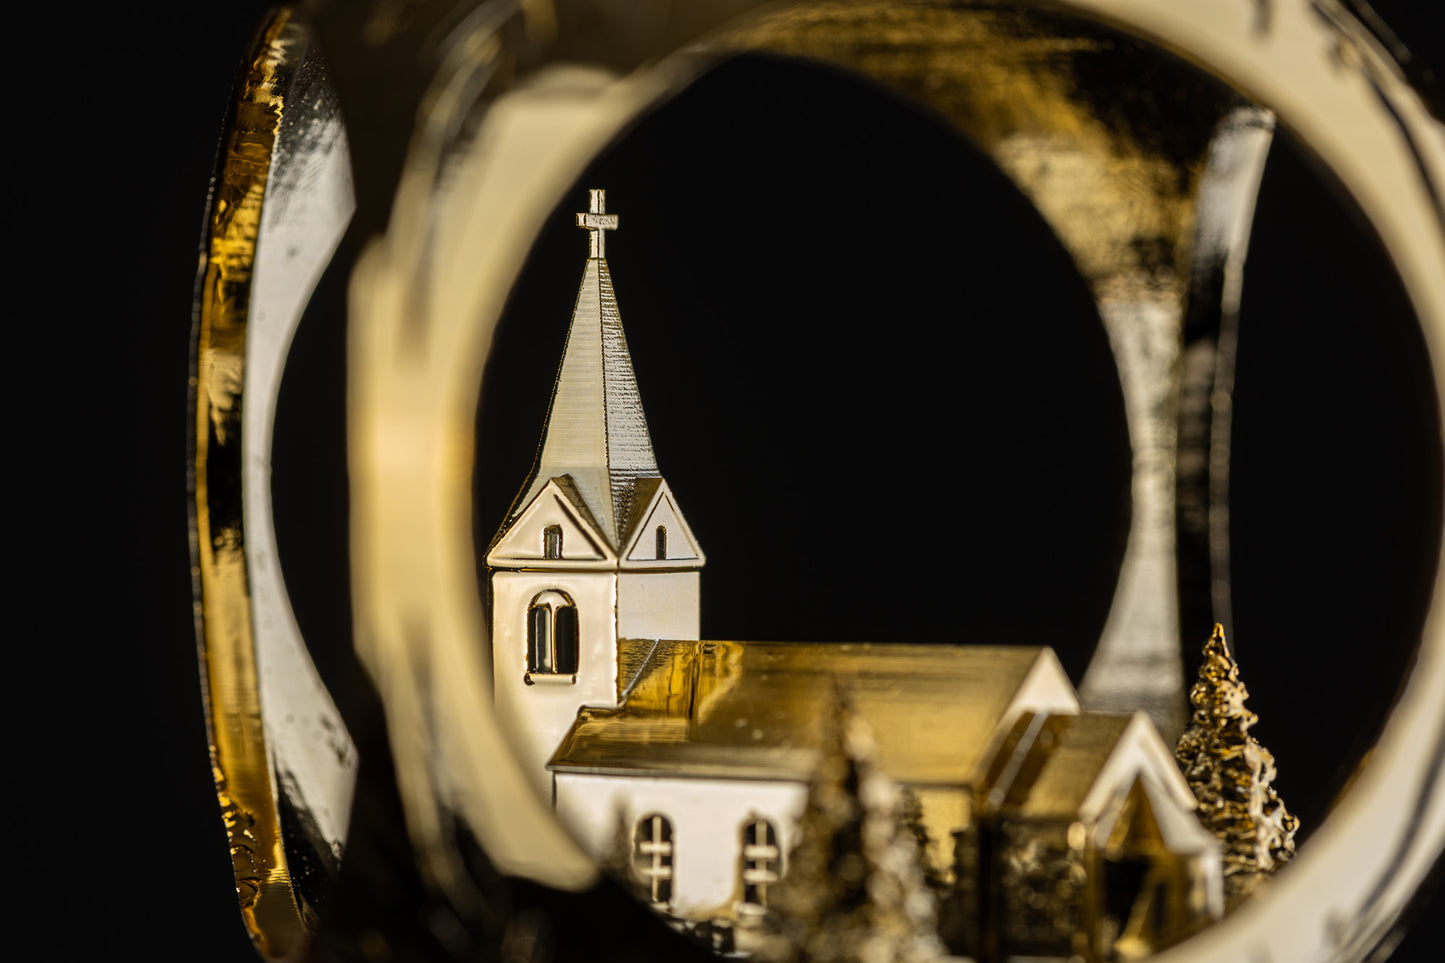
620 478 706 570
487 476 616 571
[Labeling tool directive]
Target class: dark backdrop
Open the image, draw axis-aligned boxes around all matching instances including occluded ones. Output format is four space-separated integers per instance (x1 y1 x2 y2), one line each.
8 2 1442 961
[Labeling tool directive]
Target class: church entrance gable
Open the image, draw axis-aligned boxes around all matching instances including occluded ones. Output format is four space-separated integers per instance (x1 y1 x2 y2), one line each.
1082 769 1221 961
1093 778 1180 959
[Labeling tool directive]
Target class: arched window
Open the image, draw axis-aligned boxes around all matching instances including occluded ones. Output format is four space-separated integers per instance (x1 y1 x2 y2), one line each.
655 525 667 560
527 590 578 678
543 524 563 560
740 818 782 909
633 814 674 906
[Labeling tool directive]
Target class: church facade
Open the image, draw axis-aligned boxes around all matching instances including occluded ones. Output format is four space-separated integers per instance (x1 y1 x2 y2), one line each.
486 191 1222 960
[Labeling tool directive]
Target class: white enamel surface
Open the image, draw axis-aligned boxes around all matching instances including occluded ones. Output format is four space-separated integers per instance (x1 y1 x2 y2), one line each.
557 772 806 918
492 570 621 792
618 572 701 641
1008 649 1082 729
622 484 705 564
488 481 614 565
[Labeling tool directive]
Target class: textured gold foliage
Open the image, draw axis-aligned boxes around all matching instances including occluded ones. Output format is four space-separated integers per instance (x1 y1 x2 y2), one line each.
758 693 943 963
1175 625 1299 900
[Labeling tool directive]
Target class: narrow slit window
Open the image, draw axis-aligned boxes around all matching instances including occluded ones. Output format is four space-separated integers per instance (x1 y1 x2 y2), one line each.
655 525 667 560
554 605 579 674
543 524 563 560
633 814 674 906
526 590 576 677
527 605 551 673
740 818 782 909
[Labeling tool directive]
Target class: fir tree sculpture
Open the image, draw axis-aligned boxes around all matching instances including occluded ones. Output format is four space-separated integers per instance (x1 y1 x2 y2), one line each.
756 691 943 963
1175 624 1299 900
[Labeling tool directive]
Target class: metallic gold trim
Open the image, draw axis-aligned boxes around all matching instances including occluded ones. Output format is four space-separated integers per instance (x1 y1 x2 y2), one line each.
189 9 309 957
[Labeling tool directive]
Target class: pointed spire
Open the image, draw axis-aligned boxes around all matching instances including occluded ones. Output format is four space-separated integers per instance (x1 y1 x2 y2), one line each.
504 190 659 548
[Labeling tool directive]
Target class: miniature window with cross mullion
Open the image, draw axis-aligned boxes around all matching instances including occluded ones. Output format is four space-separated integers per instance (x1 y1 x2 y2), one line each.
527 590 578 679
740 818 781 909
633 814 674 906
543 524 563 559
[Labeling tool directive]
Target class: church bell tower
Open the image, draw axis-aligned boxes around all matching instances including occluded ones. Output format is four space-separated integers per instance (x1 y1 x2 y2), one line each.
486 190 705 792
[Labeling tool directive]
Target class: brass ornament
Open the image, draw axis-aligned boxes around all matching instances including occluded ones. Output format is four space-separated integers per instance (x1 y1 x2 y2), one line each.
188 1 1445 960
189 9 355 953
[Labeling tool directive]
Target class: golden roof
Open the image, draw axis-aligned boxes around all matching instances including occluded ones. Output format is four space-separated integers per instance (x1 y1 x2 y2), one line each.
550 641 1078 784
1012 712 1200 826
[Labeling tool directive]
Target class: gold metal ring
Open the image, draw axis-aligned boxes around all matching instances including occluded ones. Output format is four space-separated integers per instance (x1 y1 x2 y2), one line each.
195 1 1444 958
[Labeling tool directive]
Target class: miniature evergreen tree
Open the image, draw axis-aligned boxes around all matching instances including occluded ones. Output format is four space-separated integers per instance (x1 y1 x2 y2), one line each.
757 691 943 963
1175 624 1299 900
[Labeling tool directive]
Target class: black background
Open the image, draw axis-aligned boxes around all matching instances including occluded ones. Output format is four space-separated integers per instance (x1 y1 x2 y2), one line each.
8 2 1444 961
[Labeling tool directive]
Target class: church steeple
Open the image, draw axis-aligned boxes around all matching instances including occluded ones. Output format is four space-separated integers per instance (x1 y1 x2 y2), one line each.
486 190 703 793
505 189 658 548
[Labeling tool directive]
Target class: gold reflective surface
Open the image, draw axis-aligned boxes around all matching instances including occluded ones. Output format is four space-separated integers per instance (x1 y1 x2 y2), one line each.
1175 626 1297 903
190 9 310 956
555 643 1063 783
340 0 1445 956
191 0 1445 958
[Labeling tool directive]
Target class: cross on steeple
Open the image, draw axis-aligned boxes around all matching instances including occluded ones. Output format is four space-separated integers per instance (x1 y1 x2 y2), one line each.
576 189 619 259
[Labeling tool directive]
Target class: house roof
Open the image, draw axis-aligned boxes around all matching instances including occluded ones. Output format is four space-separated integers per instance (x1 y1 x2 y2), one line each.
1009 712 1205 843
549 641 1079 784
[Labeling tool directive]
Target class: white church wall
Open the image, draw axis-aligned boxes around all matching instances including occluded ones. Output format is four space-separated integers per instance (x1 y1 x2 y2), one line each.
617 572 700 641
1004 650 1081 730
492 571 619 795
555 772 807 918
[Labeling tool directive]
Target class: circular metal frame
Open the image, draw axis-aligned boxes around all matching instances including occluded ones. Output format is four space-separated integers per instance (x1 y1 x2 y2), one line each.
195 1 1444 958
346 3 1445 961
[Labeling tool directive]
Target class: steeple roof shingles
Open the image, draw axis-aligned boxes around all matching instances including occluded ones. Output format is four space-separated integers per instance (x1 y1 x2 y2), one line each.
500 199 659 550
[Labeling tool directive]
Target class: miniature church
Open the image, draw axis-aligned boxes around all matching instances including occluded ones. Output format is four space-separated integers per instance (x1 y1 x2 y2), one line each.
486 190 1223 961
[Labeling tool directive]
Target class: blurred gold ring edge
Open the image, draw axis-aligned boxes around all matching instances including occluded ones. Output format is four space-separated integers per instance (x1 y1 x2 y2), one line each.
191 6 359 957
190 8 310 957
